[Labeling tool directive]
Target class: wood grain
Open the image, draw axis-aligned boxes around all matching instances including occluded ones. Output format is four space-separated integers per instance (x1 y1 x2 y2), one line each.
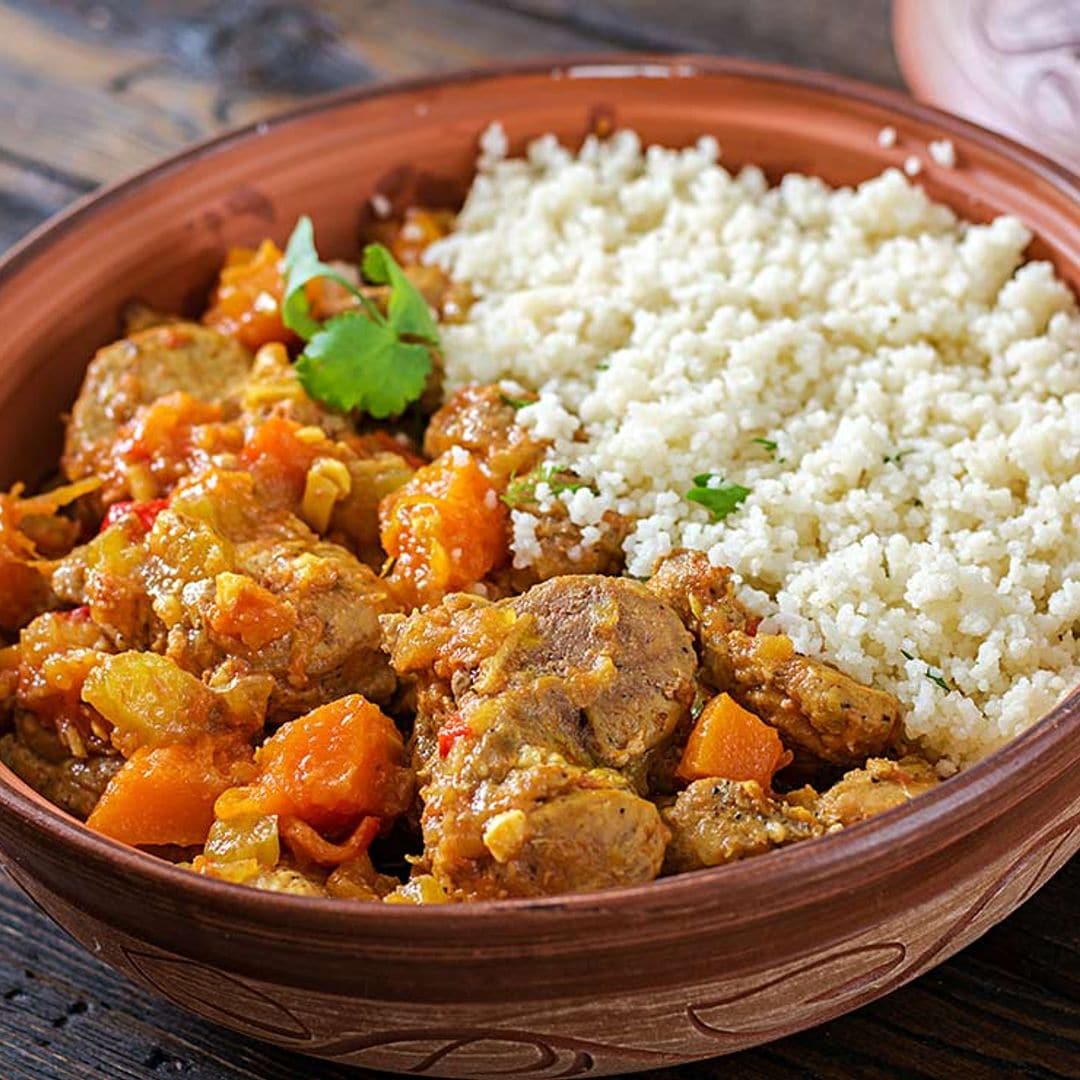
0 3 1075 1078
0 0 900 250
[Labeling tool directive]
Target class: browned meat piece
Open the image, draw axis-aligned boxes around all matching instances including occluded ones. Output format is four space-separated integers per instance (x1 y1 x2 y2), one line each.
52 518 163 652
648 550 902 766
386 575 696 899
147 468 399 719
500 499 631 594
505 576 696 766
62 323 251 483
647 548 753 637
391 575 697 769
424 384 546 484
416 684 669 900
722 632 902 765
661 778 823 872
817 755 940 828
0 713 120 818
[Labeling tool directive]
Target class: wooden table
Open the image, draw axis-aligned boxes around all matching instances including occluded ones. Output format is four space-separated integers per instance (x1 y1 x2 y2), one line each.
0 3 1076 1077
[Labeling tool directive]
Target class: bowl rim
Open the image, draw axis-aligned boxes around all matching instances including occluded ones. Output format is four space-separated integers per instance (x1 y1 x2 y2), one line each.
1 51 1078 931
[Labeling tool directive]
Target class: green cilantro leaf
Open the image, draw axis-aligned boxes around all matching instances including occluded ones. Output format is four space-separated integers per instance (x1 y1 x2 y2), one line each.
501 465 591 508
753 437 778 454
362 242 439 345
686 473 751 521
281 218 440 418
499 392 534 411
901 649 952 691
295 312 431 419
282 216 380 340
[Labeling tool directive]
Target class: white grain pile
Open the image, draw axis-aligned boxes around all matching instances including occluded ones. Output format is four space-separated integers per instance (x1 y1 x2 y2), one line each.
426 126 1080 763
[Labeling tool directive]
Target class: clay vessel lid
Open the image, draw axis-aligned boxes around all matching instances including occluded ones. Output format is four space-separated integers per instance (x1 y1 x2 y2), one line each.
893 0 1080 172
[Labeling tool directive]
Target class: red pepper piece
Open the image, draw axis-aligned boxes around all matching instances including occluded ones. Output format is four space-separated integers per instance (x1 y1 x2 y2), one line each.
100 498 169 534
437 714 472 759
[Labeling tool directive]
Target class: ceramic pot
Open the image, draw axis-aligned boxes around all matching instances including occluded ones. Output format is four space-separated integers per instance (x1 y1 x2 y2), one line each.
0 56 1077 1078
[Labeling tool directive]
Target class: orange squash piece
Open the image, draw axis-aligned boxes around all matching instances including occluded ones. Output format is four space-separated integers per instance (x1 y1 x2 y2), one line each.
379 450 507 609
87 734 257 847
676 693 792 791
208 572 298 650
249 695 413 833
240 416 320 505
202 240 297 351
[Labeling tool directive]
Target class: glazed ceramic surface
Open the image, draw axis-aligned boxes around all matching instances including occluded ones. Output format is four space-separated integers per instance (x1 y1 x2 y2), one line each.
894 0 1080 172
0 57 1078 1078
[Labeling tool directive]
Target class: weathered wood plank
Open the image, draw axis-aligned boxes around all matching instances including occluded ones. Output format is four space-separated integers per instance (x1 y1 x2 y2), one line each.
0 0 902 250
479 0 905 87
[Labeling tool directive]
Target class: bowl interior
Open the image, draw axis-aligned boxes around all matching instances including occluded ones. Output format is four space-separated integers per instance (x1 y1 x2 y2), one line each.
0 57 1078 915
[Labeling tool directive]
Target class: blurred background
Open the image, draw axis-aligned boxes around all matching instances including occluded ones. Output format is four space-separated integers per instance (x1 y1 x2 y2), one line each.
1 0 904 249
1 3 1078 1080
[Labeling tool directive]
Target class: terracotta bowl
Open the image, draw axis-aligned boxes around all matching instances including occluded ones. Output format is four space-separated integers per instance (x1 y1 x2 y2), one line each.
1 56 1078 1079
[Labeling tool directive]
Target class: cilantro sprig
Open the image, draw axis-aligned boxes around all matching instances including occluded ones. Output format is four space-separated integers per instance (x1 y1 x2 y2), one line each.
282 216 440 418
752 437 778 454
685 473 751 522
499 391 534 411
501 465 591 508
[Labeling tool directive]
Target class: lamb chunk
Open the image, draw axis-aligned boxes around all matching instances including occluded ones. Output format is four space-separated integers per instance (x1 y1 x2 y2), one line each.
424 384 545 484
649 550 902 766
62 323 251 483
817 755 940 828
0 713 120 819
662 778 823 872
386 575 696 899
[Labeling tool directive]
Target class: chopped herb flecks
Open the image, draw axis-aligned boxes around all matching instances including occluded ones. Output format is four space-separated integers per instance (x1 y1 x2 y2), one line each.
501 465 592 508
901 649 952 691
685 474 751 522
883 449 915 465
